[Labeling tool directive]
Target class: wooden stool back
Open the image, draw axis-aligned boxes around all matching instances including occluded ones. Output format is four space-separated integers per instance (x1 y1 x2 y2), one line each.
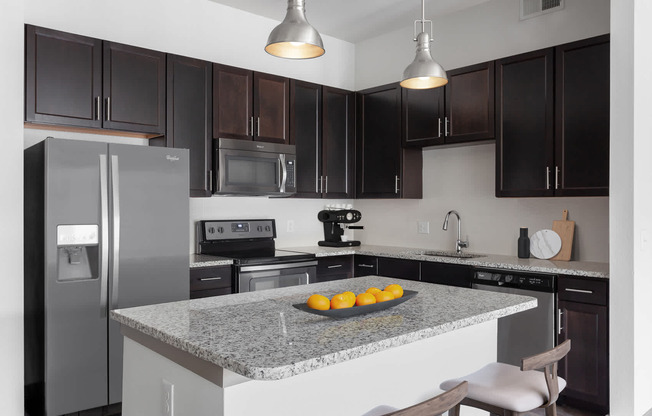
386 381 467 416
521 339 571 408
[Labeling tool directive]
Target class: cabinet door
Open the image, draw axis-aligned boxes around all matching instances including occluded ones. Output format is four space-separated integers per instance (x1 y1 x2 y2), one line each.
290 80 322 198
254 72 290 144
402 86 445 147
316 256 353 283
213 64 253 140
25 25 102 128
356 84 402 198
354 255 378 277
323 87 355 198
166 55 212 197
421 262 472 288
495 49 554 197
377 257 420 281
445 61 495 144
558 301 609 413
555 35 610 196
103 42 165 134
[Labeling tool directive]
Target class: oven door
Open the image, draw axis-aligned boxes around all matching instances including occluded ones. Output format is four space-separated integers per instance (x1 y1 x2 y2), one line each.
238 261 317 293
216 147 294 195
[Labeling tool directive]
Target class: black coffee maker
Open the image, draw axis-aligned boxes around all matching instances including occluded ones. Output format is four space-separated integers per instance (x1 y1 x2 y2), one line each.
317 209 363 247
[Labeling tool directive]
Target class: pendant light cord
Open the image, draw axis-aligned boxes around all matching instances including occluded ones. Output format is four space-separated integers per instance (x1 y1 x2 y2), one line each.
421 0 426 33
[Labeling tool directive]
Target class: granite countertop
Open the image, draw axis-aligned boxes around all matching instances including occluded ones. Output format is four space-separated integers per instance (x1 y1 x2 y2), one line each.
111 276 535 381
190 254 233 268
281 245 609 279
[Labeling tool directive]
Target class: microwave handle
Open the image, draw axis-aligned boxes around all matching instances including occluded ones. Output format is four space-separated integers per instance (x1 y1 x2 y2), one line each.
279 154 288 193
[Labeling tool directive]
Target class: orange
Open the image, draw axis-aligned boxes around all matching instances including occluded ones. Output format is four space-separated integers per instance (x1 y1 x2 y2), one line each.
366 287 382 295
342 291 356 307
331 293 353 309
307 294 330 310
384 284 404 299
374 290 395 303
356 292 377 306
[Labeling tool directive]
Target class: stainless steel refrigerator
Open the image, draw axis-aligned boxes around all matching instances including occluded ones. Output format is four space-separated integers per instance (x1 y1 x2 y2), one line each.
24 137 189 416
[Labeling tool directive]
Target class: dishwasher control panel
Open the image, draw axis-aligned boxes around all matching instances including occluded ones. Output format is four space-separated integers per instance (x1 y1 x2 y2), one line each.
474 270 556 292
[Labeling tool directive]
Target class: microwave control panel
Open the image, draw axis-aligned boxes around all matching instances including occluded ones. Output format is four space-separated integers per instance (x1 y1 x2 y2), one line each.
285 160 295 188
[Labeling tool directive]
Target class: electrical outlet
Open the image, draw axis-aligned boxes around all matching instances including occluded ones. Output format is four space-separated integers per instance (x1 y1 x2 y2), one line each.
162 379 174 416
417 221 430 234
287 220 295 233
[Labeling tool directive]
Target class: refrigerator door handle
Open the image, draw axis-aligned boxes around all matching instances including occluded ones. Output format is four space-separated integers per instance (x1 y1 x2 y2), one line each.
99 154 109 318
110 154 121 310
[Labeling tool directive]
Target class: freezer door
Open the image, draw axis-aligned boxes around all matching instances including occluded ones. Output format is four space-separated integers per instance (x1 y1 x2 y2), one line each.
107 143 190 404
44 138 109 415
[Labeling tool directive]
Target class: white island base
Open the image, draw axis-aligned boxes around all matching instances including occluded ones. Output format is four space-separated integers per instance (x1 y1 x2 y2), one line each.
121 321 495 416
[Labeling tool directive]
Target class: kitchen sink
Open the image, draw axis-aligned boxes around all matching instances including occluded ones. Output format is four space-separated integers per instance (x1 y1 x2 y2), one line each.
412 250 486 259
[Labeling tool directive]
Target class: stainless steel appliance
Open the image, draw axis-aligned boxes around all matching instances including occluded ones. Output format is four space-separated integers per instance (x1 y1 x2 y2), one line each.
24 138 189 415
213 138 296 196
196 219 316 292
472 269 557 366
317 209 364 247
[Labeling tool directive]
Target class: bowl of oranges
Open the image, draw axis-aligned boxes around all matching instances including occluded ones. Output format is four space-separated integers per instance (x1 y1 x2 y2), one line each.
293 284 417 319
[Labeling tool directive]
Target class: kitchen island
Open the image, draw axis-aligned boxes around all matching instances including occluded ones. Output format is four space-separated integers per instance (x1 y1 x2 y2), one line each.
111 276 536 416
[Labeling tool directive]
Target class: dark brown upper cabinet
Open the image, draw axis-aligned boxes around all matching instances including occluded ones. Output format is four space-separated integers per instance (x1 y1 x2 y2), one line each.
213 65 289 144
290 81 354 199
402 61 495 147
166 54 212 197
554 35 610 197
496 35 609 197
25 25 103 128
357 83 422 199
103 42 166 134
25 26 166 135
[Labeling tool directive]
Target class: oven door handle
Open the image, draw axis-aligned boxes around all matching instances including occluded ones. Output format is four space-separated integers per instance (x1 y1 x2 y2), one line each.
240 260 317 273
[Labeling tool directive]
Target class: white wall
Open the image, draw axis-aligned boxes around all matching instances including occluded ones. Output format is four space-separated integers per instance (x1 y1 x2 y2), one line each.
353 0 611 262
0 1 24 414
610 0 652 414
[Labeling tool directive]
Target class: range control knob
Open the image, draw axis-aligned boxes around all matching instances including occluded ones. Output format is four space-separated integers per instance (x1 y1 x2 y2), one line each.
257 226 263 232
208 226 215 234
217 226 224 234
265 225 271 232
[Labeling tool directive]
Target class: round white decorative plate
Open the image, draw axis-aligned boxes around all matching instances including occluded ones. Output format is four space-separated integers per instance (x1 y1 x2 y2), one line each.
529 229 562 259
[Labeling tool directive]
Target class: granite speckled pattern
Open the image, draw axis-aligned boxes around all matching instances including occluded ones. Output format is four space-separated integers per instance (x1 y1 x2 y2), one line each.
111 276 536 381
190 254 233 268
281 245 609 279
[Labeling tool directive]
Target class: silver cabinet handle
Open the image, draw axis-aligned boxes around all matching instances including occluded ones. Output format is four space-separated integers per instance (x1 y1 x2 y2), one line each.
208 170 213 191
316 176 321 193
546 166 551 190
95 96 101 121
105 97 111 121
358 264 375 268
558 308 564 335
110 154 120 309
444 116 449 136
555 166 560 190
199 277 223 281
395 175 400 194
324 176 328 194
438 117 442 138
564 288 593 294
257 117 260 137
327 264 343 269
99 154 109 318
249 117 254 136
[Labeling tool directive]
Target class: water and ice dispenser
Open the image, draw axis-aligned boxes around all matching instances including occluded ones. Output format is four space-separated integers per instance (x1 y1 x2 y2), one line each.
56 224 99 281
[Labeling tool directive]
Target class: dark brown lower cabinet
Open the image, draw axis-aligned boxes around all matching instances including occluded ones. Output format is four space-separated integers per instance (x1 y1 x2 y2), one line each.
558 277 609 414
421 262 472 288
377 257 420 281
354 255 378 277
315 256 353 283
190 266 232 299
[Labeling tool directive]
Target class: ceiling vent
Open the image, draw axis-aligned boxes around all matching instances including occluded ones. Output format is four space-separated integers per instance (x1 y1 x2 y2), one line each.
520 0 564 20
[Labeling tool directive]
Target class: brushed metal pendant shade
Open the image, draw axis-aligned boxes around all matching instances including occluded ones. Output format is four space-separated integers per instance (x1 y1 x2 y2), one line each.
265 0 325 59
400 0 447 89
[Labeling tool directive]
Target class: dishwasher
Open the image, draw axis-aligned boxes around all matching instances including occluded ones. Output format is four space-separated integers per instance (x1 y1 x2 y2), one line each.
472 269 557 366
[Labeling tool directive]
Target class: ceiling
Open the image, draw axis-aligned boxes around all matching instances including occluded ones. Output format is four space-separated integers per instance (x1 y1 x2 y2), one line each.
210 0 492 43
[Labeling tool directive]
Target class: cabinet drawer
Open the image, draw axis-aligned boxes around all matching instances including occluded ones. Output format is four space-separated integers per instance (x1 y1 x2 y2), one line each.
377 257 420 281
190 287 232 299
558 276 608 306
190 266 232 292
354 255 378 277
317 256 353 281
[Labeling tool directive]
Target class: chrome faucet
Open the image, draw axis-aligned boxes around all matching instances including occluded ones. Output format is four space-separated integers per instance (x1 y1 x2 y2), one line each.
442 210 468 254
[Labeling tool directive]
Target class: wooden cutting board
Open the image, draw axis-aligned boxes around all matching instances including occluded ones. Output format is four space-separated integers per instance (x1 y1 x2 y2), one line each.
550 209 575 261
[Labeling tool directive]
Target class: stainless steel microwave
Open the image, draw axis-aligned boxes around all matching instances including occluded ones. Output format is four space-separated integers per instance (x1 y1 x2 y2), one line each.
213 138 297 196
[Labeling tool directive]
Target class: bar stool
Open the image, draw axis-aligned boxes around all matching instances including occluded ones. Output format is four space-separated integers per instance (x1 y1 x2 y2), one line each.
362 381 468 416
439 340 571 416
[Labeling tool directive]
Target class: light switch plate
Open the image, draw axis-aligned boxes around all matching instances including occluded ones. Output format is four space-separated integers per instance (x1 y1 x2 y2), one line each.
417 221 430 234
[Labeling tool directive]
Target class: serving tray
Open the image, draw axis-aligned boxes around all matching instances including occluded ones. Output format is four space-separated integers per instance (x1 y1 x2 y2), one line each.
293 290 418 319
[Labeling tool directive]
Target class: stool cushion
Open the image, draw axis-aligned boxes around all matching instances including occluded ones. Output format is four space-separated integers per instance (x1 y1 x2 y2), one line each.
439 363 566 412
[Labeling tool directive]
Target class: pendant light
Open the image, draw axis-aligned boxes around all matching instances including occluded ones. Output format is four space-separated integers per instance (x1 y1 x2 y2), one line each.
400 0 448 89
265 0 325 59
